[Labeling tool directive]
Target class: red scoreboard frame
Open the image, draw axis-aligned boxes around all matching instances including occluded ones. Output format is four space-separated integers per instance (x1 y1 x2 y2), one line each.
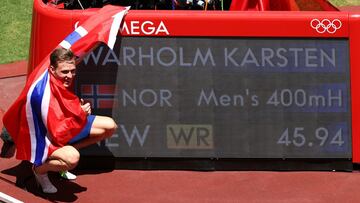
29 0 360 163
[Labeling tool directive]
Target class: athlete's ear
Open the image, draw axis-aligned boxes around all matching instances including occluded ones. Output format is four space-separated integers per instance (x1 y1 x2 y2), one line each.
49 65 56 75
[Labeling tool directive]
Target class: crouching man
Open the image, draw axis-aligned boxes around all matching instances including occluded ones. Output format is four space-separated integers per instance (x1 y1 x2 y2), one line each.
9 48 117 193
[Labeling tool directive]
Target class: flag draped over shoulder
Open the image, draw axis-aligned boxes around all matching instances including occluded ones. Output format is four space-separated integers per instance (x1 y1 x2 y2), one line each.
2 5 129 166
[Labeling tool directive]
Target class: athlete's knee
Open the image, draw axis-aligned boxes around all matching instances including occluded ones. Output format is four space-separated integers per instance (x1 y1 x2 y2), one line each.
105 117 117 136
92 116 117 138
109 118 117 131
62 146 80 169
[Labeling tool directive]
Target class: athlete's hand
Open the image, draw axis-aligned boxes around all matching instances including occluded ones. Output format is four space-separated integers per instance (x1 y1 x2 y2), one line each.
81 99 91 115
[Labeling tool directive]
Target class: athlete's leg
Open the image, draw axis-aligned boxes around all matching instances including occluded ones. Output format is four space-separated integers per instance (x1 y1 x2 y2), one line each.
33 145 80 174
72 115 117 149
32 145 80 193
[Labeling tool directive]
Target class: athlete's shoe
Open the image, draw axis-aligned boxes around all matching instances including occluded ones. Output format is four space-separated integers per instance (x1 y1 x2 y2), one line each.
60 171 77 180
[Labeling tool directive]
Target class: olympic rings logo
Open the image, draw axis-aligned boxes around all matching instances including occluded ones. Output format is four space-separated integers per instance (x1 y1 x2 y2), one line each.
310 19 342 34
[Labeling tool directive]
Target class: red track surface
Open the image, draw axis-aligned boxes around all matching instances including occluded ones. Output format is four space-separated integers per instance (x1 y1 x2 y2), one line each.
2 61 360 202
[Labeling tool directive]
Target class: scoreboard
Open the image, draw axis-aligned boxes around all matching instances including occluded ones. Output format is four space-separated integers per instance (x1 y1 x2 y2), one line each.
77 37 351 159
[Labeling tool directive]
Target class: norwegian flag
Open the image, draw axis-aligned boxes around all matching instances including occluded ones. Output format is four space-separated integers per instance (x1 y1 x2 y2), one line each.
81 84 117 109
2 5 129 166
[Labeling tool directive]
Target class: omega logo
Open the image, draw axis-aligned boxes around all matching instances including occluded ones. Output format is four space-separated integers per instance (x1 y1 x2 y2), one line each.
121 21 169 35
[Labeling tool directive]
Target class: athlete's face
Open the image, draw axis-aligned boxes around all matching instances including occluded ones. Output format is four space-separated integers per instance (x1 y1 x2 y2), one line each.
50 60 76 88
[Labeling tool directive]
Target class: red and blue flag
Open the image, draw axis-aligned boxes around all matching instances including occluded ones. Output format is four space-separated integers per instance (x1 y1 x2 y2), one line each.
81 84 116 109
